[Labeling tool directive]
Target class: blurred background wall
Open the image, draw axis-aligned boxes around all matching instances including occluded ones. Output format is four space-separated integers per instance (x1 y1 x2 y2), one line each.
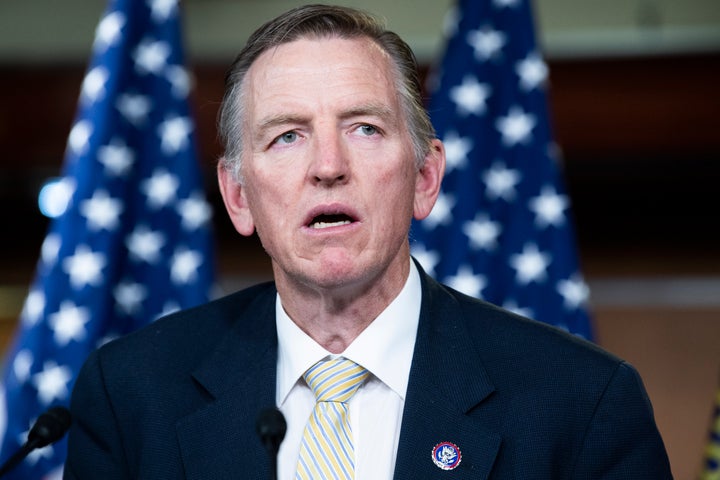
0 0 719 477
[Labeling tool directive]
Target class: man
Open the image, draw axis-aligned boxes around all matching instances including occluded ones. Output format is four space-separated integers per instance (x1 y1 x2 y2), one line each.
65 4 672 479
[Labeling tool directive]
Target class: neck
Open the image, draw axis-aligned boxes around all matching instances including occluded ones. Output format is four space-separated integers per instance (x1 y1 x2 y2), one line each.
276 258 411 353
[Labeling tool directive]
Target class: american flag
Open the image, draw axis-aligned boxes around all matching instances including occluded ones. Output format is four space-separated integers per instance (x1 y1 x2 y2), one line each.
411 0 593 338
0 0 214 477
701 384 720 479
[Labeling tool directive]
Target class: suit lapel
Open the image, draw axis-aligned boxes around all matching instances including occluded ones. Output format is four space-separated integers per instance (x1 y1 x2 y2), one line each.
393 273 501 479
176 287 279 480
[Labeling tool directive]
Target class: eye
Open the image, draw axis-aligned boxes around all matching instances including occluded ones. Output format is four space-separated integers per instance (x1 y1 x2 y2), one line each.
358 124 378 136
274 131 298 145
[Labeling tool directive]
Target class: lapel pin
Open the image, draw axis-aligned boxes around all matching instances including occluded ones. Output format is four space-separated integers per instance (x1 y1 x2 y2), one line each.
431 441 462 470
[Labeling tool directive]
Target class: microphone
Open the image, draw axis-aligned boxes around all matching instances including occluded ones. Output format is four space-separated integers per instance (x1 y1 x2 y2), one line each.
0 406 72 477
256 407 286 480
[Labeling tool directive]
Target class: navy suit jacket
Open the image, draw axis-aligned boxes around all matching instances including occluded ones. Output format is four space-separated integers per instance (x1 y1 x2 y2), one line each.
64 269 672 479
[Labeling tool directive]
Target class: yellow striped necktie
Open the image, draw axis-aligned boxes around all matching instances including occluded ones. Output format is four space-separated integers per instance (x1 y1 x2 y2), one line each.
296 357 369 480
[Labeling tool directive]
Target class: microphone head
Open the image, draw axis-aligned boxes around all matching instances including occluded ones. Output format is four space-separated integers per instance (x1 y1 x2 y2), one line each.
256 407 287 453
28 406 72 448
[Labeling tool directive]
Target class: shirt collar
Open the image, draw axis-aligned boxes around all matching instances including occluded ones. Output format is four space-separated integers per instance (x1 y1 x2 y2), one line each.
276 261 422 404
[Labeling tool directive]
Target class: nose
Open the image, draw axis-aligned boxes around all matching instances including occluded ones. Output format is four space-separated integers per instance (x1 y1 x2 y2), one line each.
308 130 350 187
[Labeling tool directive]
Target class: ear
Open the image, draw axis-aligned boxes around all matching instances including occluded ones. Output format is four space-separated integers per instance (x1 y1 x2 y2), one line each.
217 160 256 236
413 139 446 220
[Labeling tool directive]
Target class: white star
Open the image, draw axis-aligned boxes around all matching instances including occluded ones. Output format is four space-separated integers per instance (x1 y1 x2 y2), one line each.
32 361 72 405
48 301 90 346
68 120 93 155
21 289 45 327
116 93 152 127
126 225 166 263
442 6 460 37
156 301 181 320
170 248 203 284
114 281 148 316
141 169 179 209
509 243 551 284
557 275 590 310
62 245 107 289
94 11 125 51
98 139 135 176
148 0 178 22
463 214 502 250
482 161 521 201
81 66 109 104
423 191 455 229
177 193 212 230
12 349 33 383
445 265 487 298
496 106 536 146
158 115 194 155
467 27 507 61
80 189 124 231
516 52 548 91
410 244 440 277
529 186 569 228
41 233 61 266
166 64 192 98
493 0 521 7
449 76 491 116
133 38 171 75
442 131 473 172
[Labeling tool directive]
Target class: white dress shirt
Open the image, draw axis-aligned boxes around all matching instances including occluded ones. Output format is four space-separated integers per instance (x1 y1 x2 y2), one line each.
275 261 421 480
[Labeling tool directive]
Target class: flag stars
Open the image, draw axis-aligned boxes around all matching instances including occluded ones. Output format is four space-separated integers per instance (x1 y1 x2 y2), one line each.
170 248 203 284
463 214 502 250
177 193 212 230
445 265 487 298
21 289 45 327
410 245 440 277
133 38 171 75
81 66 109 104
529 186 569 228
482 161 521 201
80 189 124 231
467 26 507 61
48 301 90 347
516 52 548 91
94 11 125 51
62 245 107 290
423 191 455 229
166 65 192 99
41 233 61 267
126 226 166 263
449 76 491 116
557 275 590 310
12 350 33 383
442 131 473 172
68 120 93 155
32 361 73 405
158 115 194 154
116 93 153 127
496 106 536 146
98 139 135 176
493 0 522 8
149 0 179 22
114 281 148 316
141 169 179 209
510 243 551 284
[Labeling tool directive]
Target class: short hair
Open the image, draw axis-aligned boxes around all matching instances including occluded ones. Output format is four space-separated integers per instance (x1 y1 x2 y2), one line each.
217 4 436 182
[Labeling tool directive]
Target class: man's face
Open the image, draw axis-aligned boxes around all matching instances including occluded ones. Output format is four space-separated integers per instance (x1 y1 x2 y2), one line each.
219 36 442 293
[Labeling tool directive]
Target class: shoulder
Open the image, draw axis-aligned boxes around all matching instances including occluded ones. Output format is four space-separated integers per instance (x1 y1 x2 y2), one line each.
88 281 277 375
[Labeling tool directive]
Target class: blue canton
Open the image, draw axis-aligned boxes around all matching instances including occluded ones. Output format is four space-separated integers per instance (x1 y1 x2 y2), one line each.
411 0 593 339
0 0 215 477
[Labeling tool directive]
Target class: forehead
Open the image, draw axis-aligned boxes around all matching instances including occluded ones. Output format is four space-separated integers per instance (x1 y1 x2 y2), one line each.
243 36 399 119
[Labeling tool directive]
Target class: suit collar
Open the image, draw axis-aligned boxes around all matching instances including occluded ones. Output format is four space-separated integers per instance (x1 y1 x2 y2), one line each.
176 285 279 479
393 268 501 479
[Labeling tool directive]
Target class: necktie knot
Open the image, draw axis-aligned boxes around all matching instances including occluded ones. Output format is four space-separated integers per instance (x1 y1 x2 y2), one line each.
304 357 369 403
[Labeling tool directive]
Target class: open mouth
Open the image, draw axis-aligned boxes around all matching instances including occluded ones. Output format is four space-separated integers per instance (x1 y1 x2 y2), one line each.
309 213 354 229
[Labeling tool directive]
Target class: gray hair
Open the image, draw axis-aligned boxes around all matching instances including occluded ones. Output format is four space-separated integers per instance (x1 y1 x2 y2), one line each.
217 4 436 182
